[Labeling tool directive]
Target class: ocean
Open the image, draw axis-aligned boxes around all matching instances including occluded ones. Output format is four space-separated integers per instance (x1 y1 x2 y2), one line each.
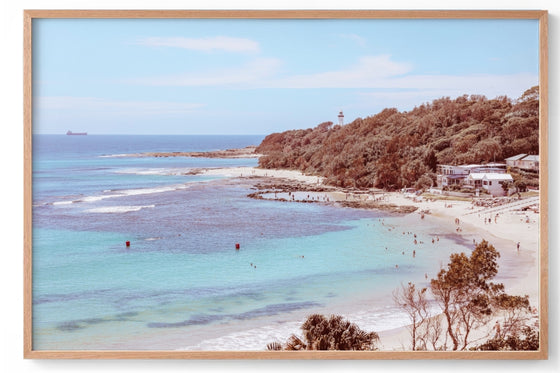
32 134 470 351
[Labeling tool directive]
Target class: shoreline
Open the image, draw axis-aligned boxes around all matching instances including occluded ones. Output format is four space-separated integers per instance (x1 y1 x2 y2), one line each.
197 165 540 351
50 165 538 352
103 146 261 159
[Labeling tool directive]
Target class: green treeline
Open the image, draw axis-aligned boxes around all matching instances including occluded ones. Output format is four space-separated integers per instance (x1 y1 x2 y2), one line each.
256 86 539 190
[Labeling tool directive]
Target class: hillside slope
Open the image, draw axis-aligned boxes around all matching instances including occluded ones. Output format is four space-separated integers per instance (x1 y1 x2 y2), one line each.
256 86 539 190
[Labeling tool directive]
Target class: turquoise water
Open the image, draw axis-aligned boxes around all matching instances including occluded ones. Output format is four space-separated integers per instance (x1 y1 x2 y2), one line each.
32 135 469 350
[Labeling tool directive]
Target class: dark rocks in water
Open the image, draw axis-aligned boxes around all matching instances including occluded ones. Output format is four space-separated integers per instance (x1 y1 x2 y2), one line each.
247 177 417 214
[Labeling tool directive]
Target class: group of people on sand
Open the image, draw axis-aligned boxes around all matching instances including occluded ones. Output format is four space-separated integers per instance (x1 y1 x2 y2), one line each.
480 213 500 224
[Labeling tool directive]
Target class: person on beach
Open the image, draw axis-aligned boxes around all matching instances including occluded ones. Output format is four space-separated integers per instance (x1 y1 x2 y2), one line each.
517 242 520 251
494 321 501 337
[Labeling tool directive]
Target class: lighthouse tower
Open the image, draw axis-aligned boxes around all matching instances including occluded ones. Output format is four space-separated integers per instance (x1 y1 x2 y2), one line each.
338 110 344 125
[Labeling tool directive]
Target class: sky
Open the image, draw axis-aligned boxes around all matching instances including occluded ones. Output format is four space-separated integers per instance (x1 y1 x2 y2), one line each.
32 18 539 135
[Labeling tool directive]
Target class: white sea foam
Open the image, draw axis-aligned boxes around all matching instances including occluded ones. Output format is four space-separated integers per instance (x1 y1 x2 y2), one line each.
120 185 186 196
178 306 415 351
99 153 138 158
52 200 75 206
85 205 156 214
179 321 302 351
144 237 162 241
115 168 195 176
50 184 192 206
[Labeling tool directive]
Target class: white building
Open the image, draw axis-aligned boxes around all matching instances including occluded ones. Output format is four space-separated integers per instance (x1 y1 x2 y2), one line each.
518 155 539 172
467 173 513 196
437 163 506 187
338 110 344 125
505 154 539 172
466 173 485 189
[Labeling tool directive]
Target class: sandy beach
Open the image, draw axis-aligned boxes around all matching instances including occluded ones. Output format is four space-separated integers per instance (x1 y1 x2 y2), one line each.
374 192 540 350
202 166 324 184
200 166 541 351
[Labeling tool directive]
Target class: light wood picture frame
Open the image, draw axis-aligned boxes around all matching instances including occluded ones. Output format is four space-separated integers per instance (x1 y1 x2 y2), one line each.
24 9 548 359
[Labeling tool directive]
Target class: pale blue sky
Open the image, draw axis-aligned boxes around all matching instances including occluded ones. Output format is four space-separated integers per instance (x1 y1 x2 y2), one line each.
32 18 539 135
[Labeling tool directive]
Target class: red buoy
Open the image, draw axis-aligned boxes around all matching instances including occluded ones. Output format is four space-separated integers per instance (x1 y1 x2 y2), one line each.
235 243 240 250
126 241 131 247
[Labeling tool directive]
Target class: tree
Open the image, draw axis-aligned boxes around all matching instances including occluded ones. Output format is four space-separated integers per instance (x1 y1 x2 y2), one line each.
474 326 539 351
500 181 513 196
430 240 503 350
514 86 539 117
415 174 435 190
374 152 404 190
267 314 379 351
514 180 528 193
393 242 536 351
393 282 430 350
424 149 438 172
492 294 532 339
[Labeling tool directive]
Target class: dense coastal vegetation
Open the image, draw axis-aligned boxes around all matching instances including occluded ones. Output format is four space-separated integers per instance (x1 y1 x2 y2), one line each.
256 87 539 190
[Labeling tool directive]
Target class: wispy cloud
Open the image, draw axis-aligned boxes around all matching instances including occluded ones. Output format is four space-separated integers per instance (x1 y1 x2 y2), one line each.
258 55 536 99
35 97 205 116
137 36 260 53
355 72 537 110
123 52 537 104
263 55 412 88
128 57 282 87
338 33 367 47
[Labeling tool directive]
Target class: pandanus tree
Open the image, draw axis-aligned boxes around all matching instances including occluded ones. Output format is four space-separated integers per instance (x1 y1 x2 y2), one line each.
267 314 379 351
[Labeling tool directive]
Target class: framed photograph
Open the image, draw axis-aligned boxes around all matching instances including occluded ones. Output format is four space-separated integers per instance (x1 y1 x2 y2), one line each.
24 10 548 359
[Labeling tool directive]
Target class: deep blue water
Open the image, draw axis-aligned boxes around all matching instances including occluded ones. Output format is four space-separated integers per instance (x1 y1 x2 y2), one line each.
31 134 467 350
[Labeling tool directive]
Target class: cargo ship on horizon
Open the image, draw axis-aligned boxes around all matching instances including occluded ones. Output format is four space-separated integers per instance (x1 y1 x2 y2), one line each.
66 130 87 136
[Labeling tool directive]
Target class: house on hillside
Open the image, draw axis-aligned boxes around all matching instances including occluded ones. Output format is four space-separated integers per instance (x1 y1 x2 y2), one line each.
466 173 485 189
437 165 467 187
467 173 513 196
505 154 539 172
505 154 527 168
440 174 467 187
518 155 539 172
437 165 466 176
436 163 506 187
